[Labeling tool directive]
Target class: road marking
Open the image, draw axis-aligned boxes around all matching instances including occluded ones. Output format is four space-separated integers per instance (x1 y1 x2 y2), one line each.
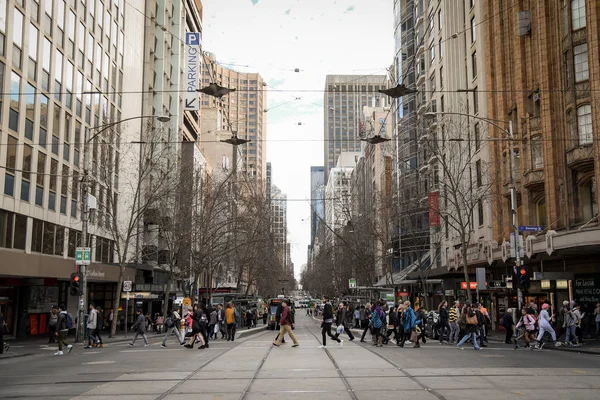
575 370 586 374
121 349 188 353
514 391 526 396
82 360 115 365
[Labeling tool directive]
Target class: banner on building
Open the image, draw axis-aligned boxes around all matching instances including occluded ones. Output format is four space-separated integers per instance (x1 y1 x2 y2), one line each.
428 191 440 227
184 32 201 110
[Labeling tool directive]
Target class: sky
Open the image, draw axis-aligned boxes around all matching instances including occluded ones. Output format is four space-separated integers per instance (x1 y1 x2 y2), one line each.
201 0 394 279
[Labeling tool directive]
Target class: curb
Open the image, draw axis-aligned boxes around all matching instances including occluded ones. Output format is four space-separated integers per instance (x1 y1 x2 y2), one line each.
0 353 36 360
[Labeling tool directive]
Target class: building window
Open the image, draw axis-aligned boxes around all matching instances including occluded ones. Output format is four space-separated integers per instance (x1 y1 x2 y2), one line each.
471 51 477 78
12 9 24 69
573 43 589 82
429 42 435 61
439 67 443 88
577 104 592 145
472 87 479 114
571 0 586 30
531 136 544 168
476 160 482 187
438 38 442 58
478 200 484 227
471 17 476 43
4 135 18 196
474 123 481 150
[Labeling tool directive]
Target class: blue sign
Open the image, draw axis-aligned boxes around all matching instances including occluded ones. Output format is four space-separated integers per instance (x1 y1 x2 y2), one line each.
185 32 201 46
519 225 542 232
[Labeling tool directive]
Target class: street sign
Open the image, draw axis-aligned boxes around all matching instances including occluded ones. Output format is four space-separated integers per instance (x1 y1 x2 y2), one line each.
182 297 192 308
476 268 486 290
184 32 201 110
75 247 91 266
348 278 357 289
519 225 542 232
123 281 132 292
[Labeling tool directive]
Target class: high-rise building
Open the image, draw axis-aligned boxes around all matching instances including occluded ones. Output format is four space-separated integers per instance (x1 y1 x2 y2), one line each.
324 153 358 235
323 74 388 184
0 0 152 335
484 1 600 289
266 162 272 200
309 166 324 248
201 54 267 189
271 184 287 269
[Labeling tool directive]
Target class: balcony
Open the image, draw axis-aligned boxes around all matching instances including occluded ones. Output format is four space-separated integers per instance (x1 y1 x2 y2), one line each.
528 117 541 133
523 169 545 191
566 144 594 172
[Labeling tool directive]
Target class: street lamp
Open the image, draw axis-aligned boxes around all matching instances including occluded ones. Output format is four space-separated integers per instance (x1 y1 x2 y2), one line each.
196 83 236 98
76 114 170 342
361 135 391 145
424 111 523 309
378 83 417 99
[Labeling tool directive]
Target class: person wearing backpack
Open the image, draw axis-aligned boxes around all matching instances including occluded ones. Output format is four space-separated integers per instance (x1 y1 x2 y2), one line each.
370 302 384 347
161 309 183 347
54 304 73 355
48 305 58 344
319 296 341 348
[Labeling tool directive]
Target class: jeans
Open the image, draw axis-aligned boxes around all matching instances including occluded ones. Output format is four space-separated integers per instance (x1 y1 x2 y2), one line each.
96 328 103 344
438 320 450 342
360 324 371 341
449 322 460 342
57 330 69 351
162 326 183 345
131 331 148 345
87 328 97 345
458 331 481 349
275 324 298 345
565 325 578 343
321 322 340 346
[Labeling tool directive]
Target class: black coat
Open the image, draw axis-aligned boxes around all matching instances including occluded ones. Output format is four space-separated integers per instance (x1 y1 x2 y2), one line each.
439 307 449 322
323 303 334 320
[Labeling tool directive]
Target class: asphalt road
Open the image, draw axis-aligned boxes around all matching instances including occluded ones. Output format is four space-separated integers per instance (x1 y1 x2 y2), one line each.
1 314 599 399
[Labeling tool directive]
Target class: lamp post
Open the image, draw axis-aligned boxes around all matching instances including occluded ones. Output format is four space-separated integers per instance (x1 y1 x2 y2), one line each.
424 111 522 309
77 114 170 342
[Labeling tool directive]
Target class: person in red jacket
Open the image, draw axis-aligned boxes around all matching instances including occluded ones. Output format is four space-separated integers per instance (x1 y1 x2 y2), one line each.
272 300 299 347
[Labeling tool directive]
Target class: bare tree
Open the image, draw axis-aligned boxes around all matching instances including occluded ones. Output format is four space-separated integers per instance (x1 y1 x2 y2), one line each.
100 121 178 338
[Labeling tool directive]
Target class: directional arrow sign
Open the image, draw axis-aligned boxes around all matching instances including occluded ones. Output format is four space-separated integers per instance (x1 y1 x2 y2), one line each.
76 247 91 265
184 32 201 111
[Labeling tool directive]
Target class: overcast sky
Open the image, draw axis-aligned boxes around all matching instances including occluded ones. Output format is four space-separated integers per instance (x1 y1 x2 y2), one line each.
201 0 394 279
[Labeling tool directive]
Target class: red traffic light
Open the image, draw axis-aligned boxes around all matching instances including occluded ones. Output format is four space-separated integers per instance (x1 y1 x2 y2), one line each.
72 275 80 282
519 268 527 275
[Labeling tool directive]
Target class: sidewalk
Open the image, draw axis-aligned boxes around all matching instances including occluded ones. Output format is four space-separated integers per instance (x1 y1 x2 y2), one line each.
486 329 600 355
1 324 266 360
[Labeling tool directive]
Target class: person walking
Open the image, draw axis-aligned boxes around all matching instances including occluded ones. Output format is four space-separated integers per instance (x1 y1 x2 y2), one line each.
225 303 236 341
384 305 399 344
474 303 487 348
501 309 515 344
534 303 561 348
95 307 104 348
0 309 7 354
449 301 460 343
54 304 73 355
319 296 341 348
438 301 450 344
107 308 114 338
48 305 58 344
565 302 581 346
334 302 355 342
370 302 384 347
354 306 361 329
273 300 299 347
360 303 372 342
515 308 537 348
457 300 481 350
208 307 218 340
129 309 150 347
161 309 183 347
399 301 418 348
217 304 226 339
85 303 98 349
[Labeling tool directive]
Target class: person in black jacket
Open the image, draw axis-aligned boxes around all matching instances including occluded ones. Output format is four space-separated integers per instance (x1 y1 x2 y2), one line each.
501 309 514 344
0 310 6 354
319 296 341 348
438 301 450 344
385 305 400 344
474 303 487 348
334 302 355 341
360 303 373 342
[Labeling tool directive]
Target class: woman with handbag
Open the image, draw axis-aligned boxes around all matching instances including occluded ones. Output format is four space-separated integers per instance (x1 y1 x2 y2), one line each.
457 300 481 350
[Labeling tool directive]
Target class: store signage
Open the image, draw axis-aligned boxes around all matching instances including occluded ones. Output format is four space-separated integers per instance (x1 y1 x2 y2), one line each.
396 291 409 297
428 192 440 227
184 32 201 110
556 279 568 289
541 280 551 289
85 269 106 278
574 276 600 303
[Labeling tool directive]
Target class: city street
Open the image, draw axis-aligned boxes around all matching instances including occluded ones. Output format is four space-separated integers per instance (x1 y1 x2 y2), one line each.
1 315 599 400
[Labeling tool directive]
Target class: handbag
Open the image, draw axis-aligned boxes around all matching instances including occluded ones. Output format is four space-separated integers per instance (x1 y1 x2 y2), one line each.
466 312 478 325
213 324 219 334
410 330 418 342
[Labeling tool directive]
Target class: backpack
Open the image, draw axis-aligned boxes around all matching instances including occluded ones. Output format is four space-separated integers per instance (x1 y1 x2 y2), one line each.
165 316 174 328
199 312 208 329
371 310 382 329
234 309 241 324
65 313 74 329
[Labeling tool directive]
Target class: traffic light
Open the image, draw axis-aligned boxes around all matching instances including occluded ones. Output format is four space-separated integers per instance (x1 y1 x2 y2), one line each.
70 272 83 296
518 267 530 288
